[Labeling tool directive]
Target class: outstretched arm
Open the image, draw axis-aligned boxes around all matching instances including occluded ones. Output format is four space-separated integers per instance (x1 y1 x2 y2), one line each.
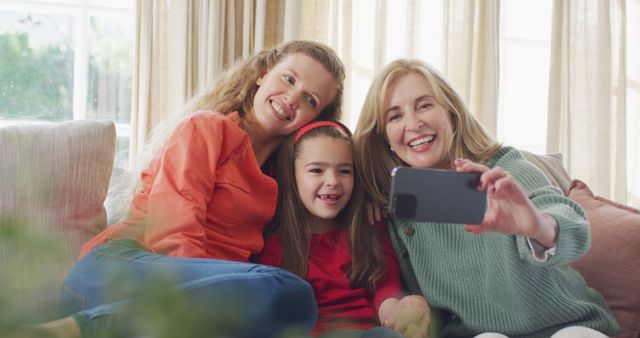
454 158 558 247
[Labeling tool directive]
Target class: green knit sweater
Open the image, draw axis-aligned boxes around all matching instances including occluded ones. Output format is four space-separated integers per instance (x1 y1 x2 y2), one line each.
387 147 619 338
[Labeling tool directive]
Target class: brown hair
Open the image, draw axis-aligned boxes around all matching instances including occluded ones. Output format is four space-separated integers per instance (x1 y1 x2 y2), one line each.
268 122 386 289
183 39 345 122
353 59 501 208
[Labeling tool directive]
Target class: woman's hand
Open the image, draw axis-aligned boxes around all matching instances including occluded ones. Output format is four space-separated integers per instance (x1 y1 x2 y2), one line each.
366 200 386 225
454 159 557 247
379 295 430 338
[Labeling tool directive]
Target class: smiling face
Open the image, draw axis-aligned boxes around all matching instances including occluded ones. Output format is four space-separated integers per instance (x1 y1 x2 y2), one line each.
252 53 338 141
384 72 454 169
294 136 354 232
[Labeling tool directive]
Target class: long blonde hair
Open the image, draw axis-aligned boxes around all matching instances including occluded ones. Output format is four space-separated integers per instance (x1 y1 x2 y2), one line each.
115 40 345 222
267 123 386 289
353 59 501 208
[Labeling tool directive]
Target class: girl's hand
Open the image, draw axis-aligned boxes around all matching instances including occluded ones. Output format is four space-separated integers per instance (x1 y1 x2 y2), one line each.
380 295 430 338
454 159 557 246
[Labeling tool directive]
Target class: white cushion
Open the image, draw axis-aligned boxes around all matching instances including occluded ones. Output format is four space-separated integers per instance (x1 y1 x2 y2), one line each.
0 120 115 321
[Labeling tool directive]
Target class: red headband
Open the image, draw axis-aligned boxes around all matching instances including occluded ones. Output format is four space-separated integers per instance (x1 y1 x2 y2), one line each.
293 120 352 143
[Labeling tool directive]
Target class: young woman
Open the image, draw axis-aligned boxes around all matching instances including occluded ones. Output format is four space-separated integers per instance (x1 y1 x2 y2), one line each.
352 59 619 338
257 120 430 338
12 40 346 338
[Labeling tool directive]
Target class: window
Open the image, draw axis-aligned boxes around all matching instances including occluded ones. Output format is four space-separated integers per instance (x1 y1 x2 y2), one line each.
0 0 134 168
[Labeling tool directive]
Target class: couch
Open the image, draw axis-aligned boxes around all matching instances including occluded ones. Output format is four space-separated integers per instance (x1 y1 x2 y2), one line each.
0 120 638 337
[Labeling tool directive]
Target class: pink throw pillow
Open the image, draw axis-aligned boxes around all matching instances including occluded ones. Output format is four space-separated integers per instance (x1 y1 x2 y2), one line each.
568 179 640 338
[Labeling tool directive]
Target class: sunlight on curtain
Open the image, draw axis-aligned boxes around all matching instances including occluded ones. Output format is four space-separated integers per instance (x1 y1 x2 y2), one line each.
129 0 637 207
497 0 552 154
627 0 640 208
130 0 273 165
309 0 446 129
547 0 627 203
299 0 636 206
443 0 500 135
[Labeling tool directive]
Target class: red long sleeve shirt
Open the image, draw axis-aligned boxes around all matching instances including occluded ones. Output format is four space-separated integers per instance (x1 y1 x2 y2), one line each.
80 111 277 261
257 223 404 336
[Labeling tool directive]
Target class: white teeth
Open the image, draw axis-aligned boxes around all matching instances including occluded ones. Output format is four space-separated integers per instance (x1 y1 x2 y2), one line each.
319 194 339 200
409 135 435 147
271 101 289 120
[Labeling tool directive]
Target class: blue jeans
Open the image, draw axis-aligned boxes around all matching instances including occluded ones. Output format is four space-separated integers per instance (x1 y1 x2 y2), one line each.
318 327 405 338
58 239 317 338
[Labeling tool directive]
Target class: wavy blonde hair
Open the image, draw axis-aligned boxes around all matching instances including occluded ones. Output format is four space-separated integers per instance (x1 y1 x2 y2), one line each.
114 40 345 222
353 59 501 208
266 124 386 289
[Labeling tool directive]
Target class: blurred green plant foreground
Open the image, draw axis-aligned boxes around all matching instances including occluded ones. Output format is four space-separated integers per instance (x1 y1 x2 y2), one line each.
0 217 306 338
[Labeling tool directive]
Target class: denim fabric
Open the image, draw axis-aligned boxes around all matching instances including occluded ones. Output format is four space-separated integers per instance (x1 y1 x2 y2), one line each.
58 239 316 338
318 327 405 338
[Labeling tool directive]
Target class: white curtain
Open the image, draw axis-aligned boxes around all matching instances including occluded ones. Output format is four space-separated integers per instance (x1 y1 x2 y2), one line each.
443 0 500 135
293 0 633 205
129 0 636 206
130 0 284 165
547 0 627 202
292 0 498 131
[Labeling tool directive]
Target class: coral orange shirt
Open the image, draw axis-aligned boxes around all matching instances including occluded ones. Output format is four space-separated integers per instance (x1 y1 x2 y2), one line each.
80 111 277 261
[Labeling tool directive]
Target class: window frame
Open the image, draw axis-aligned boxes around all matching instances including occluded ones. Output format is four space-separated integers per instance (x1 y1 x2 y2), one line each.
0 0 134 167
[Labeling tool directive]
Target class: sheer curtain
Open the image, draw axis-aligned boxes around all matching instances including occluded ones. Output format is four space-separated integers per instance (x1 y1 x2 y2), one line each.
443 0 500 135
293 0 498 131
129 0 286 164
296 0 633 205
129 0 636 206
547 0 627 202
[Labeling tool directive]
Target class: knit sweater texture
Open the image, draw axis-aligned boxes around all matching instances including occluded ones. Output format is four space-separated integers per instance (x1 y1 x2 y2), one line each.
387 146 619 338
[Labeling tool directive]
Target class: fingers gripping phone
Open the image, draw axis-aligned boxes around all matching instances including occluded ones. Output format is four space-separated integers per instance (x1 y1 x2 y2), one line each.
389 167 487 224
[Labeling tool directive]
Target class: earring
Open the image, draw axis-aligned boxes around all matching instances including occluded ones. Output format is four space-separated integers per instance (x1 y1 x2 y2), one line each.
390 147 395 152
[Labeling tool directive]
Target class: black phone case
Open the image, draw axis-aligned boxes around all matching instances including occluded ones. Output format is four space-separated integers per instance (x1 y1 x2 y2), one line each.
389 167 487 224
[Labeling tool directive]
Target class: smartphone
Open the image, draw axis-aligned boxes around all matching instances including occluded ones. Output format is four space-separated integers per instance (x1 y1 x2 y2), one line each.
389 167 487 224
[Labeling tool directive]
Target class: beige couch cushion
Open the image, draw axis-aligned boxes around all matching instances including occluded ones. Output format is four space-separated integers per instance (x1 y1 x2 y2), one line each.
0 120 115 321
520 150 571 195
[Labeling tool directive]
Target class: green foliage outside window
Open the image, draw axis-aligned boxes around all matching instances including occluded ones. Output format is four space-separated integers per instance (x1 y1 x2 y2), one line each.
0 32 73 121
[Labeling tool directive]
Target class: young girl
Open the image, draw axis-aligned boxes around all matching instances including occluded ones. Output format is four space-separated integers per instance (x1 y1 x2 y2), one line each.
9 40 345 338
257 120 430 338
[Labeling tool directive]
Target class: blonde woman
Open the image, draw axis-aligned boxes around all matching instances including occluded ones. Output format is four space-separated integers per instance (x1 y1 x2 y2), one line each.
353 59 618 338
13 40 345 338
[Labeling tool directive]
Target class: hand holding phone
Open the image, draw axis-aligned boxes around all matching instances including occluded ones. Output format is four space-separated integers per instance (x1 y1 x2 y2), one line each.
389 167 487 224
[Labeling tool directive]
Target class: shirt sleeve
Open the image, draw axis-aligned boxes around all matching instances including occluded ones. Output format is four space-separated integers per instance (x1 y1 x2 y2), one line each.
143 114 225 258
373 221 405 311
526 237 557 262
493 148 590 266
